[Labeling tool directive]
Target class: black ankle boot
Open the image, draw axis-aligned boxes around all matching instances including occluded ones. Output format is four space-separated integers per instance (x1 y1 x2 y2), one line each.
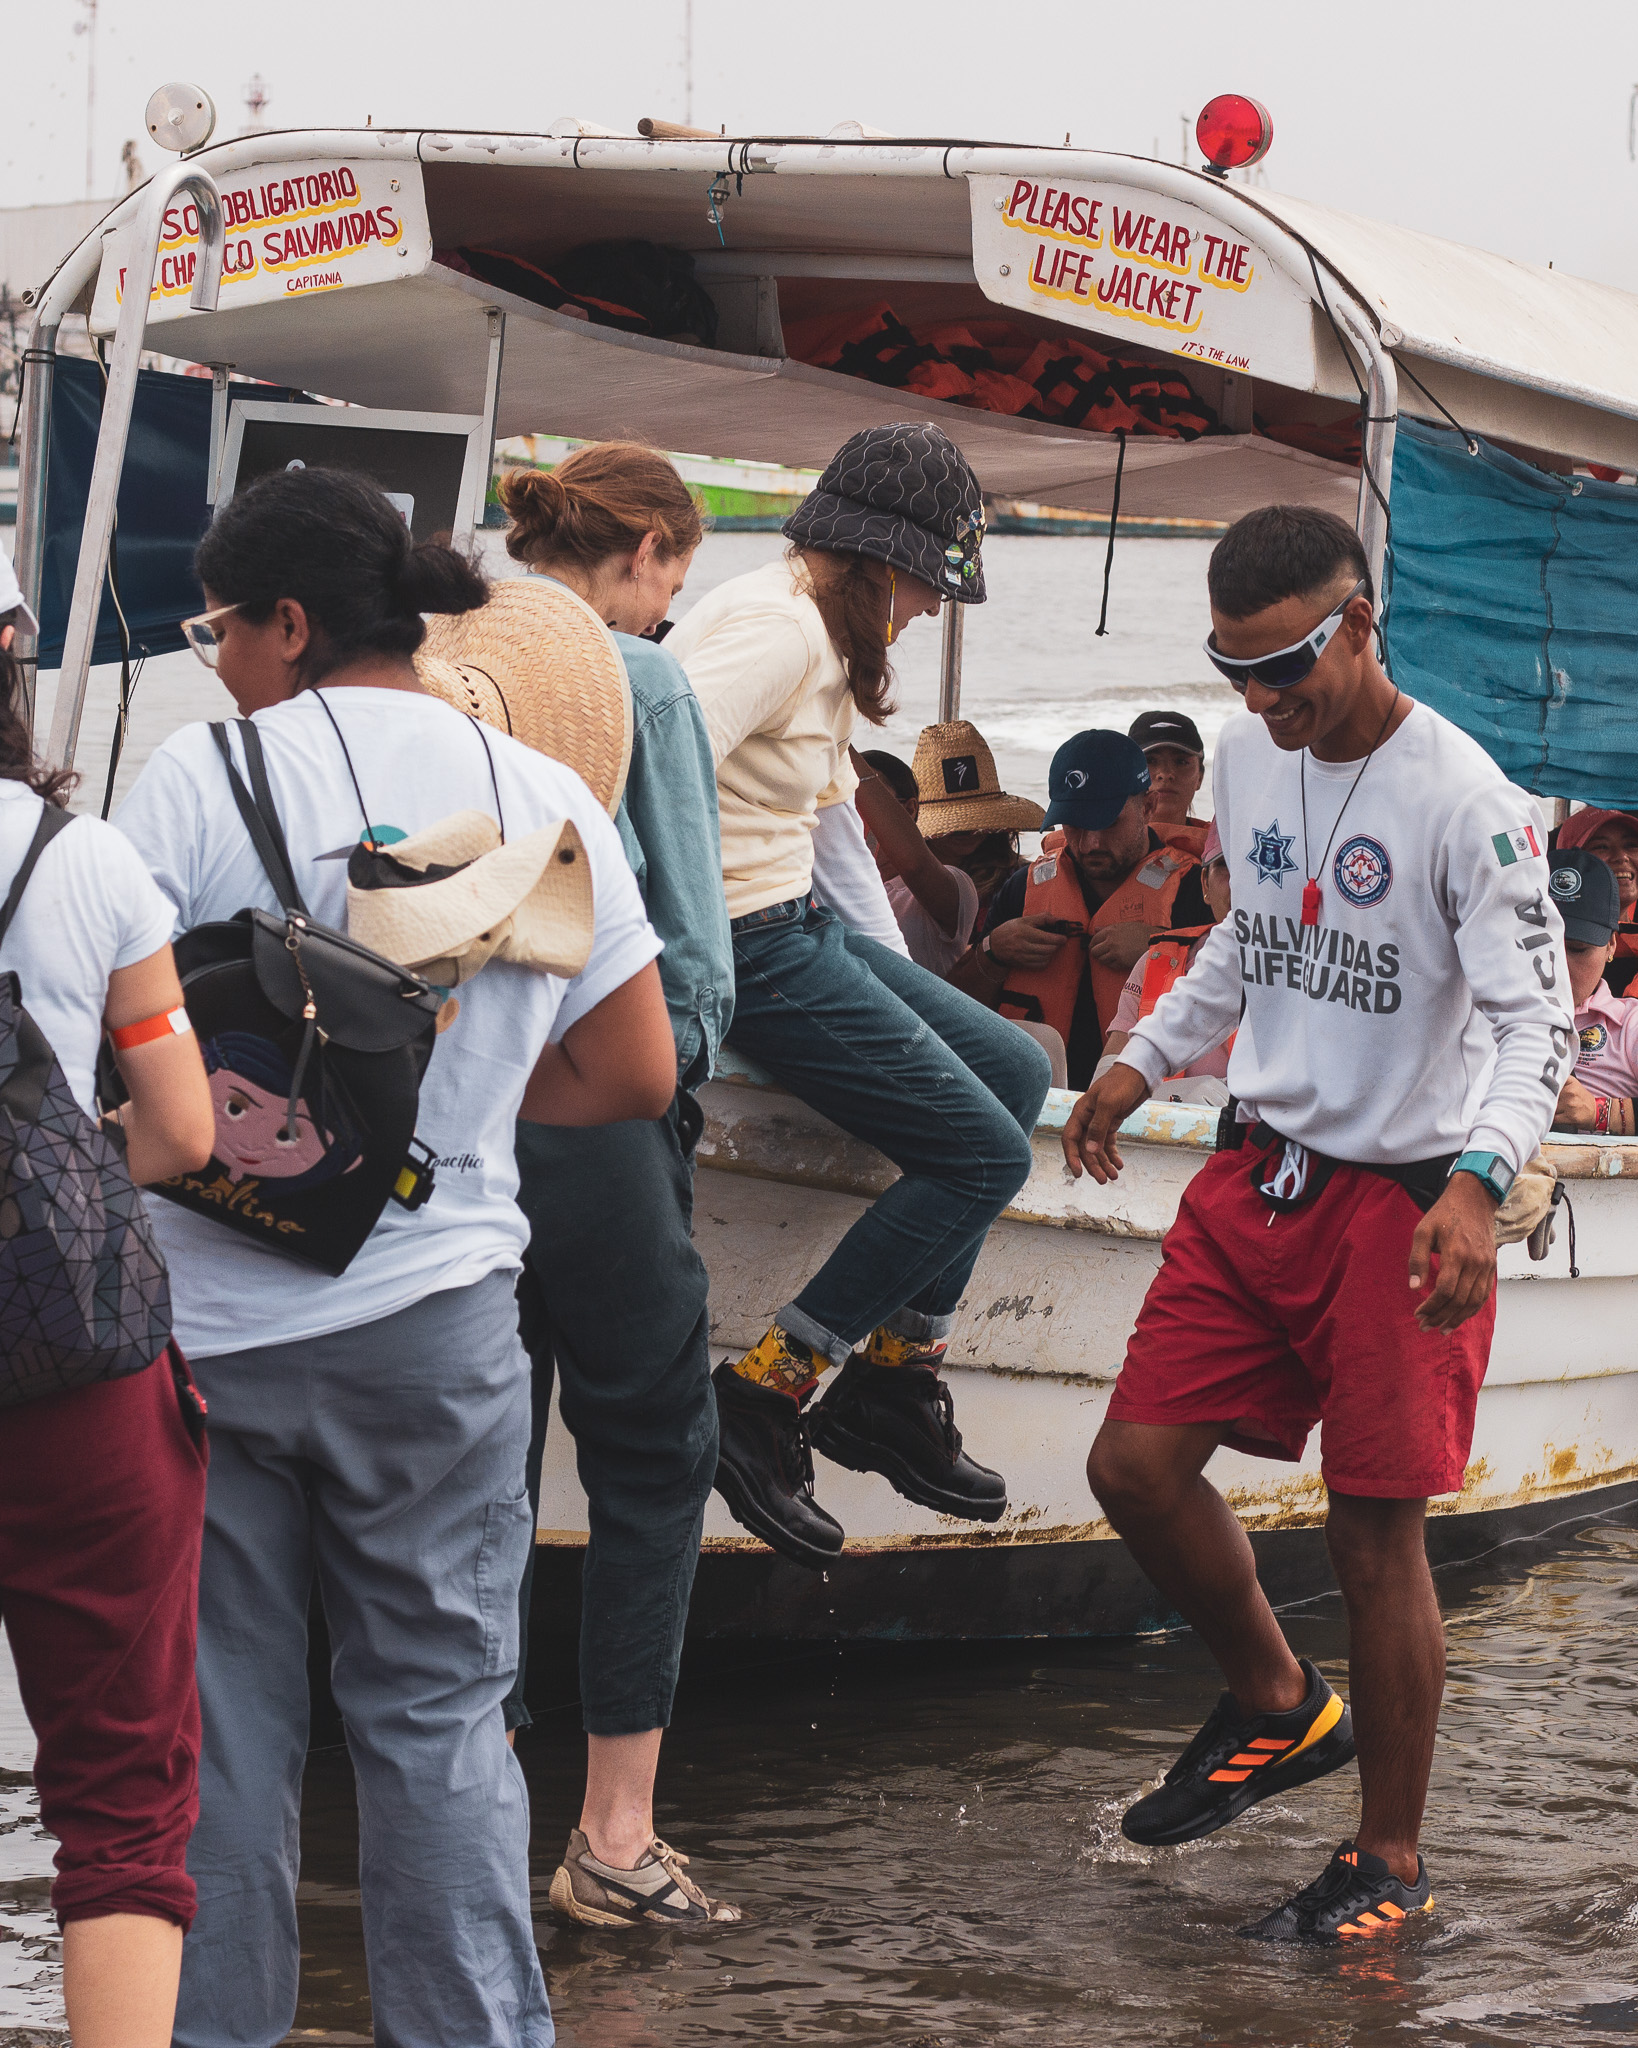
712 1362 845 1571
809 1357 1008 1522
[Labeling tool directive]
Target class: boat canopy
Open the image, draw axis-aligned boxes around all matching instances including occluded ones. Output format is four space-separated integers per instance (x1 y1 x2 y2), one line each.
17 127 1638 787
30 130 1638 511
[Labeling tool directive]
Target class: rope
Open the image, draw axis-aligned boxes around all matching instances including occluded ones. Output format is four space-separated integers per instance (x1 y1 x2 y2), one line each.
1094 430 1126 637
1305 248 1398 655
1393 354 1479 455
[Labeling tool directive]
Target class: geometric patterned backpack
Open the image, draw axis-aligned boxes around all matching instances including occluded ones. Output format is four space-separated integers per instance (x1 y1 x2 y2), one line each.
0 804 172 1408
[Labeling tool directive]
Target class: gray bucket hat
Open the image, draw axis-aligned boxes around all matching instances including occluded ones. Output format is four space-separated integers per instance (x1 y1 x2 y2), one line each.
783 422 986 602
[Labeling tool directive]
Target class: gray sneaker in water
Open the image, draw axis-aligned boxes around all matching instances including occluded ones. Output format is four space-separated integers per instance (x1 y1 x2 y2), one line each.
548 1828 742 1928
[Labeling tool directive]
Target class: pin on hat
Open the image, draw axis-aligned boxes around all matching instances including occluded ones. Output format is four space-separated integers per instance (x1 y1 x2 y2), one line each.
1043 730 1151 832
909 721 1044 836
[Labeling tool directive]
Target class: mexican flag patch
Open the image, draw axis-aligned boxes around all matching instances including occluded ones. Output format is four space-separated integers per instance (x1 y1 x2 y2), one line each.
1492 825 1541 866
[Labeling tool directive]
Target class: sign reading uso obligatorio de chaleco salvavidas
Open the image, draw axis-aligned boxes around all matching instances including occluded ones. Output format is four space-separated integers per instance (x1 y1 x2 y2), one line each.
967 174 1320 392
90 159 433 332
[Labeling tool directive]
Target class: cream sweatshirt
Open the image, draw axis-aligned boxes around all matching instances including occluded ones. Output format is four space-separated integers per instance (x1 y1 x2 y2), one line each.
668 558 858 919
1123 702 1575 1173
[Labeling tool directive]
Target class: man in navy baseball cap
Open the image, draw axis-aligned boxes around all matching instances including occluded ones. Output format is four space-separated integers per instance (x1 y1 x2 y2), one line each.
1043 730 1153 831
952 728 1209 1088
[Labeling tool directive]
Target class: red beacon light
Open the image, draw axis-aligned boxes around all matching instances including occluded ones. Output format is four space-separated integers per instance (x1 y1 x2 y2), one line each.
1196 94 1273 178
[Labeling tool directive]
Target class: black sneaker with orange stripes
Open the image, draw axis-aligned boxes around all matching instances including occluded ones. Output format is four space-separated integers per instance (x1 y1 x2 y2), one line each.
1239 1840 1433 1943
1120 1657 1354 1846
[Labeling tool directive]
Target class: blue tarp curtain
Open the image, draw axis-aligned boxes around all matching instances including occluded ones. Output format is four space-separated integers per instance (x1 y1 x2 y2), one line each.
1384 415 1638 806
36 358 310 668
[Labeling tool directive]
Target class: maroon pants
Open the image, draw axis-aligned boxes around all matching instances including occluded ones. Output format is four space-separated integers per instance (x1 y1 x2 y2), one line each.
0 1351 207 1929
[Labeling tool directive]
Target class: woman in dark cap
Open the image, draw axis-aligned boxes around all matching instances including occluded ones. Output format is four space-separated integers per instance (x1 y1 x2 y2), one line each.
668 422 1052 1568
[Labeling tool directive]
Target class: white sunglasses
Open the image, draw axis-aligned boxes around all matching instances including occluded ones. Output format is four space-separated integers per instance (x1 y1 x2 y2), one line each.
180 601 243 669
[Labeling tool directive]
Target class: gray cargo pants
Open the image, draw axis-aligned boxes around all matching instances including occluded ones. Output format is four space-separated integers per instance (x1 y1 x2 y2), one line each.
173 1271 553 2048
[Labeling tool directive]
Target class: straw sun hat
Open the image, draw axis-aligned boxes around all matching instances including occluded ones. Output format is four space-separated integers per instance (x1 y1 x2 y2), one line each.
909 721 1044 835
346 808 593 989
415 577 634 816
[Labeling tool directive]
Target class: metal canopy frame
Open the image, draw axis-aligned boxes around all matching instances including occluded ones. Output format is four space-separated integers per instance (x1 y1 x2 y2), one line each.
21 124 1638 754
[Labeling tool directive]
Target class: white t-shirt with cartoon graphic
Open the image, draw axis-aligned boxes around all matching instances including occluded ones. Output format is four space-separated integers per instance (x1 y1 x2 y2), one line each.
1123 701 1573 1173
116 688 661 1357
0 782 175 1115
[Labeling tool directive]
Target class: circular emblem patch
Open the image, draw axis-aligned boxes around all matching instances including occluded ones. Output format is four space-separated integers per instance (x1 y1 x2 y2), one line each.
1550 865 1582 900
1580 1020 1609 1057
1333 834 1393 907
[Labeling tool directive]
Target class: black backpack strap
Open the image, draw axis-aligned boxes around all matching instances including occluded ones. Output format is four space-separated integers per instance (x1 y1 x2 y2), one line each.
0 802 75 950
210 721 309 917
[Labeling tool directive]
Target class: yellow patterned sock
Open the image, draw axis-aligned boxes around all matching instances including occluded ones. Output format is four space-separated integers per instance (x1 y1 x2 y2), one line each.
731 1324 822 1399
863 1326 949 1370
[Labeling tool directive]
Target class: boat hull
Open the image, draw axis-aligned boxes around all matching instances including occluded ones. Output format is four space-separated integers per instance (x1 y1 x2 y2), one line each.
532 1074 1638 1641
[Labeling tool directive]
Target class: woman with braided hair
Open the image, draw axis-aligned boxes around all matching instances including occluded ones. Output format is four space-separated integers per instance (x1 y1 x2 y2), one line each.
668 421 1052 1569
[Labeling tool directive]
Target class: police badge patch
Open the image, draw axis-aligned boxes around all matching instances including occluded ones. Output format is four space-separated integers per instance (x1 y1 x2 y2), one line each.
1246 821 1299 888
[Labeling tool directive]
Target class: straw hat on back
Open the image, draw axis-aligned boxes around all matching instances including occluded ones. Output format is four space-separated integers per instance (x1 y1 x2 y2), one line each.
416 577 633 816
910 721 1044 836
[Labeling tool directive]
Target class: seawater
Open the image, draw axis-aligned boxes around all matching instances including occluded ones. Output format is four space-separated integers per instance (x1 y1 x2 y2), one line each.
30 530 1239 819
9 1523 1638 2045
9 534 1626 2045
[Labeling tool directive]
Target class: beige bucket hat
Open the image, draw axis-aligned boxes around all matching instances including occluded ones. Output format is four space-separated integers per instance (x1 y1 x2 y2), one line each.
345 809 594 988
910 721 1045 835
416 577 634 816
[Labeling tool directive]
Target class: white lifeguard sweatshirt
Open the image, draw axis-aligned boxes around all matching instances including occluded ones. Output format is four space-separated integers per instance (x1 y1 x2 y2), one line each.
1123 701 1575 1173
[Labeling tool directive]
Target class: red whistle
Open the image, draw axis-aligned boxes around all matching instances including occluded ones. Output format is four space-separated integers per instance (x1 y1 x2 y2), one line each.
1301 879 1321 927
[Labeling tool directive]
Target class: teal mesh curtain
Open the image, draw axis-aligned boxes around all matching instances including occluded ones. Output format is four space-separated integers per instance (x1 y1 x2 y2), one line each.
1383 416 1638 804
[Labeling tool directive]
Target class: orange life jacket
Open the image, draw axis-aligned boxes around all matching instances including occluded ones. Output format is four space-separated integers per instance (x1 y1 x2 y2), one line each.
1137 925 1214 1018
1150 819 1208 859
998 843 1197 1042
1137 923 1235 1081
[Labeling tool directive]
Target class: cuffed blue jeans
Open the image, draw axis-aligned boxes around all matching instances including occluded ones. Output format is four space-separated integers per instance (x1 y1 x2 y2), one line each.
174 1273 552 2048
727 897 1052 1366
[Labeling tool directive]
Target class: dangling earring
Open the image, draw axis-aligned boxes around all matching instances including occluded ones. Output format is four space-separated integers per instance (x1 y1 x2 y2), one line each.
886 570 897 647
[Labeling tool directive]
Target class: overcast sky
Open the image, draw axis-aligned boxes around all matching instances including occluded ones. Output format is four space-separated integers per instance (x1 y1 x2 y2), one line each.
5 0 1638 289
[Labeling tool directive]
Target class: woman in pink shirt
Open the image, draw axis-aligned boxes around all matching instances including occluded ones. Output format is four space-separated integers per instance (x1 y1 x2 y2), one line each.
1550 848 1638 1135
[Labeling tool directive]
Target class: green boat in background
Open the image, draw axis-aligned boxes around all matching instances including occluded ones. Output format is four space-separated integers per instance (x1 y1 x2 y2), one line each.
496 433 1225 538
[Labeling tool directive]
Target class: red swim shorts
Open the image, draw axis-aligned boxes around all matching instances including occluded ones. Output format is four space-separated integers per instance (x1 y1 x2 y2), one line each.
1108 1139 1496 1499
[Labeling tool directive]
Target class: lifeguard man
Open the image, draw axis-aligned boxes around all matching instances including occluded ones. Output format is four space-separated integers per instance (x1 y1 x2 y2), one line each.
1064 505 1573 1944
955 729 1208 1087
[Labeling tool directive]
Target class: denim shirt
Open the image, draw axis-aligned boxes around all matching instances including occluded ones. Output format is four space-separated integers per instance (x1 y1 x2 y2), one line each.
611 630 735 1086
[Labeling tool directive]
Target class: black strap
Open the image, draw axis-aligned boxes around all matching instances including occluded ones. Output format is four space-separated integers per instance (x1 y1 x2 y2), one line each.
0 803 74 949
210 722 309 917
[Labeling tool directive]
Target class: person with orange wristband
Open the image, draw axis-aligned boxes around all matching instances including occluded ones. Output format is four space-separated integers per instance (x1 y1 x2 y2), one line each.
0 556 215 2048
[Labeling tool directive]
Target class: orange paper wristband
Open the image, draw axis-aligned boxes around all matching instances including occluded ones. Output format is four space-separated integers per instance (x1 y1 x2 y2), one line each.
109 1005 192 1051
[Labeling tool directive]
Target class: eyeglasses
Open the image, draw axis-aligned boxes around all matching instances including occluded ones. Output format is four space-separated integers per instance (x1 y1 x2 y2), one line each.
1203 580 1367 692
180 602 242 669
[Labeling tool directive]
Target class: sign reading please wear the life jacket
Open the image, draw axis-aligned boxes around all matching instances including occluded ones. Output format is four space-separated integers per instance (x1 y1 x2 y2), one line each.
90 158 432 333
966 173 1319 391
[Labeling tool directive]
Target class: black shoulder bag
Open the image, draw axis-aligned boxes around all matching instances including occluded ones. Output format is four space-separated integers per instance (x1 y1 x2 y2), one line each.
136 720 443 1275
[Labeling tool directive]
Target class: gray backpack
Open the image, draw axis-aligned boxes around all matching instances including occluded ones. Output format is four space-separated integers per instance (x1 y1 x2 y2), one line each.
0 804 172 1409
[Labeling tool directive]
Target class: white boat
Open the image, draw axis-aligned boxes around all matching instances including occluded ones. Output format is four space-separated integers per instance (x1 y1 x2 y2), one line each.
16 111 1638 1639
